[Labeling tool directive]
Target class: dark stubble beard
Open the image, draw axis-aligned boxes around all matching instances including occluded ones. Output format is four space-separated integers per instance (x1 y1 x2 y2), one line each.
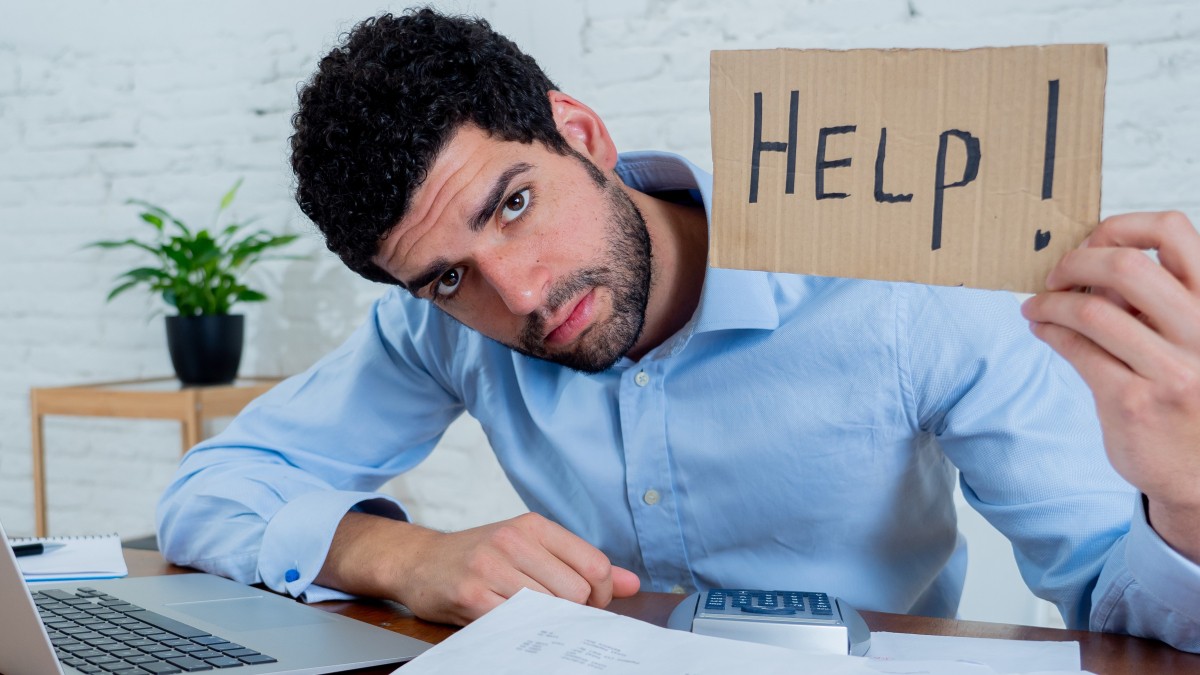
507 178 652 374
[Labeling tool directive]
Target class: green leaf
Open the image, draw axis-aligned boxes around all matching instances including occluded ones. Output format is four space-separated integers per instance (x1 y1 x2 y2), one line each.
161 240 192 271
215 223 242 247
124 198 169 214
126 199 191 236
139 213 164 230
117 267 170 282
218 178 244 212
86 240 134 249
236 289 267 302
105 279 142 302
85 238 167 259
229 233 300 267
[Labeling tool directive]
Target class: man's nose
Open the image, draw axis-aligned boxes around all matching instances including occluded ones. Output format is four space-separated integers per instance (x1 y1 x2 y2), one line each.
478 254 549 316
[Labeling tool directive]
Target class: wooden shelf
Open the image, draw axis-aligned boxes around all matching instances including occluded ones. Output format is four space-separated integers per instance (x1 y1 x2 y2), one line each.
30 376 283 537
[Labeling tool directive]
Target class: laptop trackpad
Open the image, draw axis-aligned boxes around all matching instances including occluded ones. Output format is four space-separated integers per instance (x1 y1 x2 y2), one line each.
166 597 334 631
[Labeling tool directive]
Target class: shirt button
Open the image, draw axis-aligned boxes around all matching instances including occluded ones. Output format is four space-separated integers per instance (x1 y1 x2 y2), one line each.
634 371 650 387
285 569 300 583
671 585 687 594
643 489 661 505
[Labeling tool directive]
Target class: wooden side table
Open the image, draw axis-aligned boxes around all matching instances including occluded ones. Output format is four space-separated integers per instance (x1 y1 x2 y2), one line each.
29 376 283 537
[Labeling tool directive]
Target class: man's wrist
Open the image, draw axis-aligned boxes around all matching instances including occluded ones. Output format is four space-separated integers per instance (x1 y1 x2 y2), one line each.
1146 495 1200 565
316 512 434 600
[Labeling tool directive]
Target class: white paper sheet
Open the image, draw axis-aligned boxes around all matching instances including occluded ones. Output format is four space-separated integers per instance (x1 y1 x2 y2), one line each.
395 589 1089 675
868 631 1081 673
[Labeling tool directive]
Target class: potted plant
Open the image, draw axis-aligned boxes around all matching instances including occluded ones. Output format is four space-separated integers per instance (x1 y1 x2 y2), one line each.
88 179 299 385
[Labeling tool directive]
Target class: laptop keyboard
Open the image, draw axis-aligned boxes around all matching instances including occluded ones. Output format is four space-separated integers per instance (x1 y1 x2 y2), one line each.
33 587 278 673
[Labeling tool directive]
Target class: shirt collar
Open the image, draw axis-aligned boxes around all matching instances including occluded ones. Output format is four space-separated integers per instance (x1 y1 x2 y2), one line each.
615 151 780 350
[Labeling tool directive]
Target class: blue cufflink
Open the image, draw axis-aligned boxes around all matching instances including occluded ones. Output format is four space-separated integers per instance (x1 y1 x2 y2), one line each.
285 569 300 583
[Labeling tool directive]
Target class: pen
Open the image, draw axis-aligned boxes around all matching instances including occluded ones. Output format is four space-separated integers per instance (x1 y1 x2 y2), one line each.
12 542 66 558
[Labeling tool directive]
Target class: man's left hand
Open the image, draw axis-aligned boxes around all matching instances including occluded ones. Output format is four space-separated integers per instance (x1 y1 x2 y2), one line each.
1022 211 1200 564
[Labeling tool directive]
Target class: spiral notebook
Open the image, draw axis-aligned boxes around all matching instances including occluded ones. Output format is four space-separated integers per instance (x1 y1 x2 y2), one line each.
11 533 128 582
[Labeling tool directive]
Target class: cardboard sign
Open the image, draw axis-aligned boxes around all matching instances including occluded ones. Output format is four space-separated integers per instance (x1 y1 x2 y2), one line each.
709 45 1106 293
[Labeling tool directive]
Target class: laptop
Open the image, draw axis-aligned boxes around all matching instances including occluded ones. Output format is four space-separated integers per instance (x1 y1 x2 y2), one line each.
0 520 430 675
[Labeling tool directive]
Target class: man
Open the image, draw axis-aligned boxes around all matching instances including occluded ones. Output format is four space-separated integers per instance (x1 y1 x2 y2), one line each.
158 8 1200 650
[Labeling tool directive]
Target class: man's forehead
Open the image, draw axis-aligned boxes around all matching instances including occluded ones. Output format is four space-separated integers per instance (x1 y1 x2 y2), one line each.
379 126 534 280
401 126 500 230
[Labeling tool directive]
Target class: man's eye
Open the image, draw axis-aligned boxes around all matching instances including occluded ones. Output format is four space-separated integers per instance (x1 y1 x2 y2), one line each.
435 266 466 298
500 188 531 223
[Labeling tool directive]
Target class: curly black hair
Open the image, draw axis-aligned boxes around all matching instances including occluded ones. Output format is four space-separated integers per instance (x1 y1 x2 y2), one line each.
290 8 569 284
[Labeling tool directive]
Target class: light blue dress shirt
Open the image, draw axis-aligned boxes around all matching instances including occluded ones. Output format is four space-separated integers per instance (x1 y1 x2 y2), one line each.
159 152 1200 650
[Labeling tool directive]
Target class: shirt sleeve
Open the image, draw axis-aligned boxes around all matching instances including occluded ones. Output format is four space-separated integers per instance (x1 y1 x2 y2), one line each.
1090 496 1200 651
156 289 466 601
899 283 1200 651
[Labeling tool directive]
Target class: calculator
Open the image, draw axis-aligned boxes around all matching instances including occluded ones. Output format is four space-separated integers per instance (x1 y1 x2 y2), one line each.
666 589 871 656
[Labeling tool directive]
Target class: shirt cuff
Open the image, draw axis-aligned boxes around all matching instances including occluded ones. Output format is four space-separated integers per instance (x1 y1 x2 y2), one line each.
1126 494 1200 622
257 490 407 600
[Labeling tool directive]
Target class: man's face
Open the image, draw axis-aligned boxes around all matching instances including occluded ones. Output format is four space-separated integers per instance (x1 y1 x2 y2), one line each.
374 125 652 373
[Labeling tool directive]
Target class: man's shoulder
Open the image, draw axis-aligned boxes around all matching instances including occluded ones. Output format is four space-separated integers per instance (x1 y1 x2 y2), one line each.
752 273 1024 341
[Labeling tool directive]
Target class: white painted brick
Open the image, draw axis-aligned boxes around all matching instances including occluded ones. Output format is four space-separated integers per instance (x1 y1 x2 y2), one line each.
1052 4 1200 45
137 114 256 148
133 53 276 94
0 113 20 147
22 114 137 151
0 47 17 95
585 0 652 22
14 55 65 95
583 49 669 87
0 148 93 179
912 0 1125 20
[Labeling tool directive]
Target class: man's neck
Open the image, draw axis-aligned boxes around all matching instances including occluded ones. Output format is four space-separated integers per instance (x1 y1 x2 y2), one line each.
623 186 709 361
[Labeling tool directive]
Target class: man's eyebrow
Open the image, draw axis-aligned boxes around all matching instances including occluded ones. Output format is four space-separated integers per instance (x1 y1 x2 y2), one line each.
398 162 533 294
399 256 452 297
468 162 533 232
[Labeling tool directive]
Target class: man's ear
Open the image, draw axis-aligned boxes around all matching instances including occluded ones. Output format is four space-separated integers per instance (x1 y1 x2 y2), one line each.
548 91 618 172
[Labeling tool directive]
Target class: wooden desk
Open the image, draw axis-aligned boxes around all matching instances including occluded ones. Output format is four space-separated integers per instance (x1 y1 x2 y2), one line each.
30 377 282 537
124 549 1200 674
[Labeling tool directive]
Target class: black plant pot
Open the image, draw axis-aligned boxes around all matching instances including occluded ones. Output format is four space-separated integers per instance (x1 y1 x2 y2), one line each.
165 314 244 386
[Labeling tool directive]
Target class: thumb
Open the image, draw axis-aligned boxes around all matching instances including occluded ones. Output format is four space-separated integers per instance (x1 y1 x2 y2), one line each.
611 566 641 598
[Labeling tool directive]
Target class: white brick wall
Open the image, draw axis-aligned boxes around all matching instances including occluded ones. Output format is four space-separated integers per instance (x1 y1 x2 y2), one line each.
2 0 1197 627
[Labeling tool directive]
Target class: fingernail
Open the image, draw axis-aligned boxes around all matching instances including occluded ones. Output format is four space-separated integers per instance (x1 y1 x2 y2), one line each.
1076 235 1091 250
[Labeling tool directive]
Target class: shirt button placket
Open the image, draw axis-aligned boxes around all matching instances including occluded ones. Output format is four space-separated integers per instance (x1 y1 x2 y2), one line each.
621 363 690 592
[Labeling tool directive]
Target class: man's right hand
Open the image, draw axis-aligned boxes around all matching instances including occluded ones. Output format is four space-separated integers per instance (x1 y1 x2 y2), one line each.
313 511 641 625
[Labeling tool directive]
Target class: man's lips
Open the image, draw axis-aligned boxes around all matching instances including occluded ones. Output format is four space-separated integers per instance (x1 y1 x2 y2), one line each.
544 289 595 346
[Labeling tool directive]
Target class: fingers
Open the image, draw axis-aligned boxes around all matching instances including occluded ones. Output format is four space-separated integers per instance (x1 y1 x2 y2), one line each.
525 515 622 607
465 513 626 609
1023 289 1177 381
1044 245 1200 348
1085 211 1200 293
610 566 642 598
1024 316 1135 394
410 515 639 624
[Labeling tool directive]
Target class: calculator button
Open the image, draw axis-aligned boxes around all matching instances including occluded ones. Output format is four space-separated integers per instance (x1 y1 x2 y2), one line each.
741 606 797 615
704 594 726 610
